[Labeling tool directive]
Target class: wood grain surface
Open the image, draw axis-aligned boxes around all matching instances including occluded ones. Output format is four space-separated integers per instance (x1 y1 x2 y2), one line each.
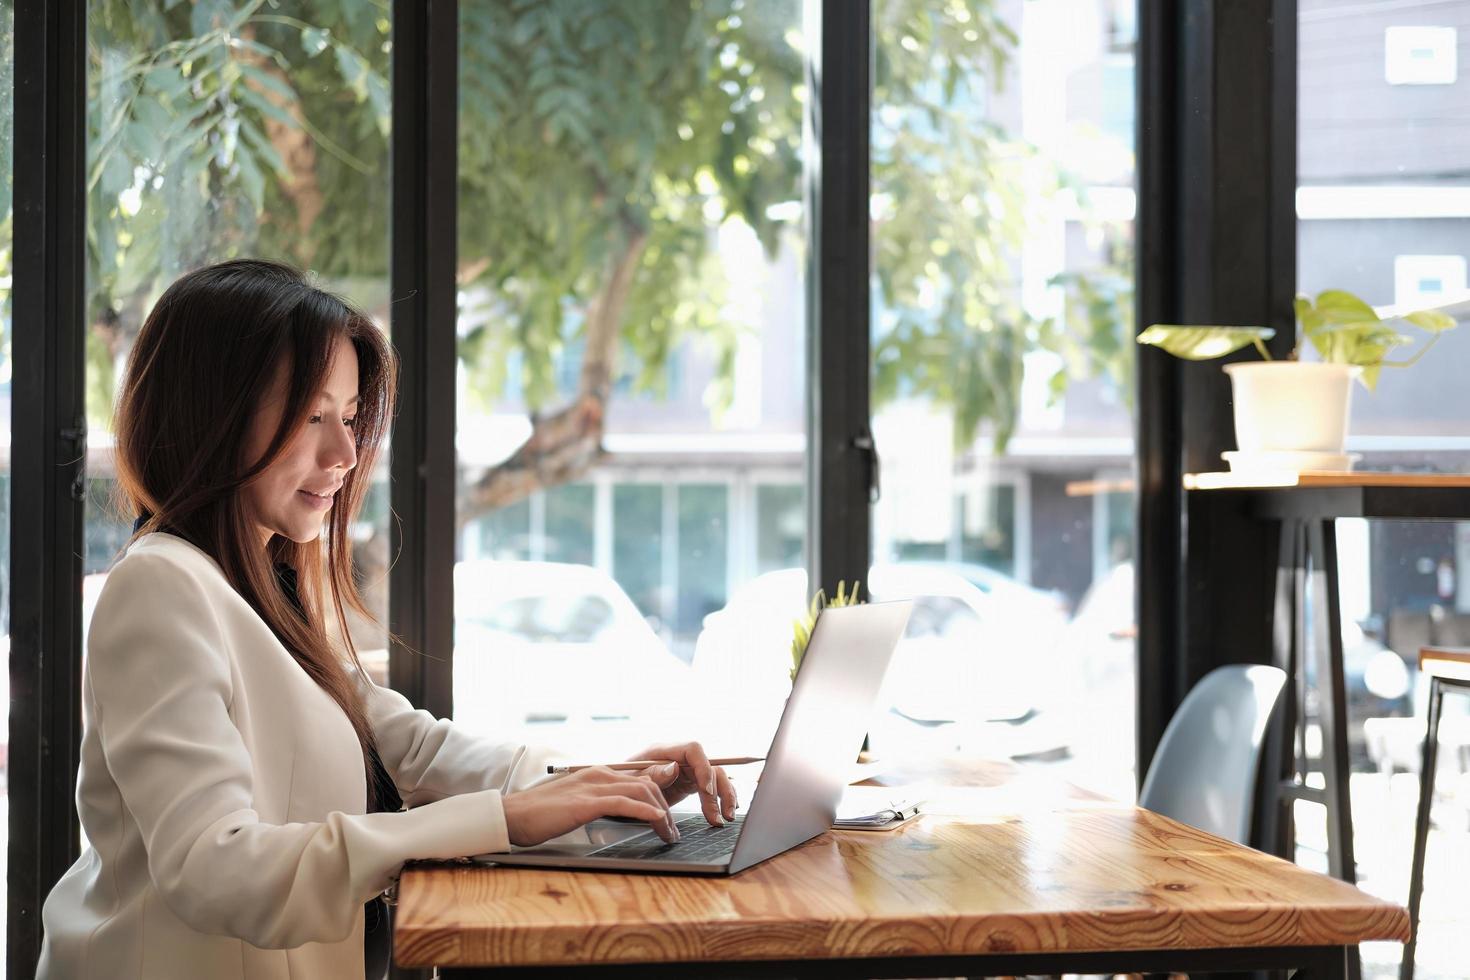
1184 471 1470 491
394 758 1408 969
1420 645 1470 682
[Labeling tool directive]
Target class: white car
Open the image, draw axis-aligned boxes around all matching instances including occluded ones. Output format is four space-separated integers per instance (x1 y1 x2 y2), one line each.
690 563 1071 756
451 561 691 743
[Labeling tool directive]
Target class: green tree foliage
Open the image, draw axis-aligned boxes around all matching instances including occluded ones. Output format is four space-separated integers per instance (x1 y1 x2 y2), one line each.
85 0 390 426
869 0 1039 452
75 0 1129 521
1050 234 1135 413
457 0 802 414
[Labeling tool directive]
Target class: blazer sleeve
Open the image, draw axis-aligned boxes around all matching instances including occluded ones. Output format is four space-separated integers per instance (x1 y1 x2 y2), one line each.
86 551 513 951
354 673 558 807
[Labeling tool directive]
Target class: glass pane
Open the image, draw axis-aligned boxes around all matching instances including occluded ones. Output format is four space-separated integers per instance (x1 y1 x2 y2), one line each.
867 0 1137 800
676 484 728 638
471 496 531 561
1299 3 1470 975
455 1 809 757
545 484 595 566
755 483 803 574
613 483 665 627
1 0 13 940
84 3 394 680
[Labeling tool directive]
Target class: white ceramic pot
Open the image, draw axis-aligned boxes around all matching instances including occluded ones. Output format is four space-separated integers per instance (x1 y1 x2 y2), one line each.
1223 361 1362 454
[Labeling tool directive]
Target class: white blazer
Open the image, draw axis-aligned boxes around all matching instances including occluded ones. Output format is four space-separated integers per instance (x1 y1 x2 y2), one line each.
39 532 543 979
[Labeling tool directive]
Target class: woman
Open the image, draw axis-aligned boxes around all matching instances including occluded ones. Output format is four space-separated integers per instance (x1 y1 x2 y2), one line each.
38 260 736 979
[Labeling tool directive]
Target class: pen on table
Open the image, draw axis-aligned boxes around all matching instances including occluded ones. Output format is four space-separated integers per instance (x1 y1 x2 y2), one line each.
546 756 765 775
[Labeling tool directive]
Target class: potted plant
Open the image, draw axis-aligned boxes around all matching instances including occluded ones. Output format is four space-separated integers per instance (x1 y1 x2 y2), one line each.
1138 289 1459 471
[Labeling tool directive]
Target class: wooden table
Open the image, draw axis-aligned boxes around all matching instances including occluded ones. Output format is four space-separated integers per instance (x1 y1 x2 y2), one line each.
394 758 1408 978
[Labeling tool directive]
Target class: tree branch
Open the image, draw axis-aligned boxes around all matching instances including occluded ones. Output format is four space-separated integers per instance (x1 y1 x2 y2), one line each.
459 229 649 525
238 25 323 260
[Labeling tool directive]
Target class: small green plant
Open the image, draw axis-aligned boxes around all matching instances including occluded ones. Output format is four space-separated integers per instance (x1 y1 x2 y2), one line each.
790 580 863 681
1137 289 1458 388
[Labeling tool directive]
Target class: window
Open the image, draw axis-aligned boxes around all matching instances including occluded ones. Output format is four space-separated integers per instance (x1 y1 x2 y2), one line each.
612 484 665 625
1393 255 1467 310
867 0 1136 799
544 484 595 567
454 2 809 756
754 483 803 574
1300 2 1470 975
1383 26 1457 86
675 484 729 636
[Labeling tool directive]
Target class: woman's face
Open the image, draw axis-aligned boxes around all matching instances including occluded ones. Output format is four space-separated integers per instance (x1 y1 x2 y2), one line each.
242 334 360 548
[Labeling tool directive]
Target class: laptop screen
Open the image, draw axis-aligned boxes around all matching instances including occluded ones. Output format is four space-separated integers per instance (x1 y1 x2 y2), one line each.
728 600 912 873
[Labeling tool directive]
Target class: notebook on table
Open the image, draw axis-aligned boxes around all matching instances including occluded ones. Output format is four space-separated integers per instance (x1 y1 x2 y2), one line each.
834 786 924 830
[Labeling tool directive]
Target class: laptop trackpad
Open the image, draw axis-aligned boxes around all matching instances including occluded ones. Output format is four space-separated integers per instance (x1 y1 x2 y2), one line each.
479 819 658 858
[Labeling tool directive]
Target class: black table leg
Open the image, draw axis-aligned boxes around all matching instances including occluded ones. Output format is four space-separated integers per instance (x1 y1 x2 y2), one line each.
1294 521 1360 980
1267 521 1308 860
1302 945 1350 980
1264 520 1361 980
1308 519 1357 887
1402 679 1447 980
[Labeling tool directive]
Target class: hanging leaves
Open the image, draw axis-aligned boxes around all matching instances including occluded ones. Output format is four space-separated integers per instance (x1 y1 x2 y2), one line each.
84 0 393 425
1136 325 1277 361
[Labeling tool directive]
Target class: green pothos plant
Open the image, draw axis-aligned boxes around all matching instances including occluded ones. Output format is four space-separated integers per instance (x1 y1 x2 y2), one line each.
1137 288 1459 389
790 580 864 682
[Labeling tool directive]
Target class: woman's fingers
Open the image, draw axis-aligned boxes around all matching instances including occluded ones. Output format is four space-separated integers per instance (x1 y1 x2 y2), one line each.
714 765 738 822
633 742 746 827
574 766 680 837
503 766 682 846
639 759 736 825
635 742 724 825
677 742 727 826
641 761 682 789
584 791 678 842
681 742 719 801
593 777 679 841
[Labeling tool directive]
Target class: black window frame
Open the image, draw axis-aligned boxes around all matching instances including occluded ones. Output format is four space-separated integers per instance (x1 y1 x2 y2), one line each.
9 1 88 973
1134 0 1299 779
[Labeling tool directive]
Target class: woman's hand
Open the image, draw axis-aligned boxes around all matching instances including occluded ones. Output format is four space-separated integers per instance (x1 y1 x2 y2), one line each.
628 742 738 827
500 765 680 847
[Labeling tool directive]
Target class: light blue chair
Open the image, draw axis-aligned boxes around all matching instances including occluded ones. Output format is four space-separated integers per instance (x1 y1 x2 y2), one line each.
1140 664 1288 844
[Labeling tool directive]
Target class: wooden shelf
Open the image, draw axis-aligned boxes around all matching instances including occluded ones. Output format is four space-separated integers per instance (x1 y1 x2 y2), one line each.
1420 645 1470 682
1185 471 1470 491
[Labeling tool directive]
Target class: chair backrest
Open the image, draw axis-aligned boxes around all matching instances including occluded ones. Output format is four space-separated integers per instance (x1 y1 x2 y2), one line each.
1138 664 1287 844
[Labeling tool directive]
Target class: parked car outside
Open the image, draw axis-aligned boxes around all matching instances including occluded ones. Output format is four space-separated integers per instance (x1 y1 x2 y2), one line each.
897 560 1071 618
451 560 692 751
689 562 1072 759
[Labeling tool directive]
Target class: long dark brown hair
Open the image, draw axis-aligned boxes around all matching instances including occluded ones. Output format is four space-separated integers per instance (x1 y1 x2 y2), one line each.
113 258 396 791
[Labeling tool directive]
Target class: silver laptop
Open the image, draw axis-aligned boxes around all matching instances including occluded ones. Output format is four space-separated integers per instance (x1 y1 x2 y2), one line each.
480 600 913 876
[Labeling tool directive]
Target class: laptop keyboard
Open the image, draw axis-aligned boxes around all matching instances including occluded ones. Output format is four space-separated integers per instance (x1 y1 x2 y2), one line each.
590 814 744 863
